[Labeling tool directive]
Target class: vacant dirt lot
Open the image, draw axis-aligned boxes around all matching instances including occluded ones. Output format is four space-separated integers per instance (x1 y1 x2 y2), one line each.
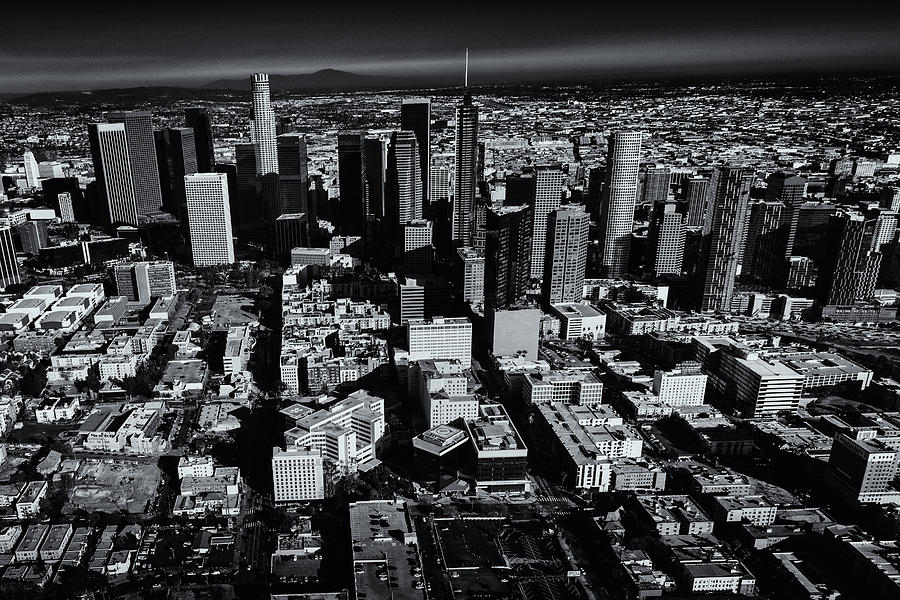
67 458 161 514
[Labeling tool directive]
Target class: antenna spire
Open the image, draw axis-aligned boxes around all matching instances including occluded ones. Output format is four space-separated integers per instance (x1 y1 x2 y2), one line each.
465 48 469 88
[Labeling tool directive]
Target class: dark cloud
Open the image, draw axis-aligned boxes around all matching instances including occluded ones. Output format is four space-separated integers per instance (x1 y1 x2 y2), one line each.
2 3 899 92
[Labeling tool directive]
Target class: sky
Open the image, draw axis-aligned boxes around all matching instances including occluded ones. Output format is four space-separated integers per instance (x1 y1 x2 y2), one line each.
3 3 900 93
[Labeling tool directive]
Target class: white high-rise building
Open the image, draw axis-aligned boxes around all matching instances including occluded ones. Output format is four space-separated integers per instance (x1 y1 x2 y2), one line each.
58 193 75 223
250 73 278 175
408 317 472 367
542 207 589 304
404 219 432 275
272 448 325 502
23 151 40 189
456 246 485 305
652 365 708 406
387 130 422 226
88 123 138 225
530 166 565 278
185 173 235 266
598 130 642 278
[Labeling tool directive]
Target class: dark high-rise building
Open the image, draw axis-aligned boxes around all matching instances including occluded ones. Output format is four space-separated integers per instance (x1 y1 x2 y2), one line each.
154 127 198 223
881 187 900 212
41 177 84 220
258 173 282 239
453 92 478 247
385 131 423 232
697 167 752 312
542 207 589 304
400 98 431 207
647 202 685 277
742 201 792 285
598 130 641 278
184 107 215 172
794 201 837 260
817 213 882 306
277 134 309 215
88 122 138 225
505 171 536 206
106 111 164 216
214 163 239 234
641 166 671 204
485 204 533 309
275 213 310 263
587 166 605 219
684 176 710 227
0 227 20 288
17 221 48 255
364 137 386 218
234 143 259 238
338 131 367 234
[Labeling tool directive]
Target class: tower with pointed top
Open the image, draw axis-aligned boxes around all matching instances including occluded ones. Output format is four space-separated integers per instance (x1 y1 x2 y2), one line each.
453 50 479 247
250 73 278 176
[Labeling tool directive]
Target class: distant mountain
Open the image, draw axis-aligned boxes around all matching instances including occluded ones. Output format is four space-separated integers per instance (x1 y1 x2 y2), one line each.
204 68 446 91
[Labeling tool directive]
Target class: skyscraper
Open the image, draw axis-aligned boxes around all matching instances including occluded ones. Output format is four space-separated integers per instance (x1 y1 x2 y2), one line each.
364 137 387 218
505 171 537 206
641 166 671 204
275 213 310 263
17 221 48 254
234 143 259 238
88 123 138 225
385 130 423 231
598 130 641 278
404 219 433 275
697 167 752 312
0 227 20 288
485 204 533 309
184 107 215 172
277 134 309 215
154 127 198 223
23 151 40 189
106 111 164 216
530 166 565 278
456 246 485 305
742 201 791 285
184 173 235 266
542 207 589 304
817 213 882 306
400 98 431 207
250 73 278 175
337 131 367 233
647 202 685 277
453 92 478 247
684 176 710 227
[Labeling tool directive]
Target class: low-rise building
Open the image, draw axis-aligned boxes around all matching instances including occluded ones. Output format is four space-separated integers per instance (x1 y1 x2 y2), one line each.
14 523 48 562
15 480 48 519
635 495 715 536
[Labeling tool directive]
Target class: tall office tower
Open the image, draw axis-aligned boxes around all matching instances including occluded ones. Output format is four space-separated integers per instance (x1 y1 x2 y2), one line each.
647 202 685 277
400 98 431 207
184 173 235 266
530 166 566 278
272 448 324 503
277 134 309 215
404 219 433 275
88 123 138 225
587 166 605 219
0 227 20 288
881 187 900 212
542 207 589 304
504 171 536 206
275 213 310 263
258 173 282 238
114 260 176 305
641 166 671 204
597 130 642 278
184 108 215 172
428 164 452 204
766 172 807 205
364 137 387 218
154 128 198 222
385 130 423 232
684 176 710 227
825 433 900 505
408 317 473 367
817 213 882 306
452 92 478 247
697 167 752 312
23 151 40 188
106 111 163 216
17 221 48 254
873 210 899 252
249 73 278 175
742 201 792 285
337 131 367 233
58 193 75 223
456 246 485 305
233 144 258 238
786 256 817 289
485 204 533 309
